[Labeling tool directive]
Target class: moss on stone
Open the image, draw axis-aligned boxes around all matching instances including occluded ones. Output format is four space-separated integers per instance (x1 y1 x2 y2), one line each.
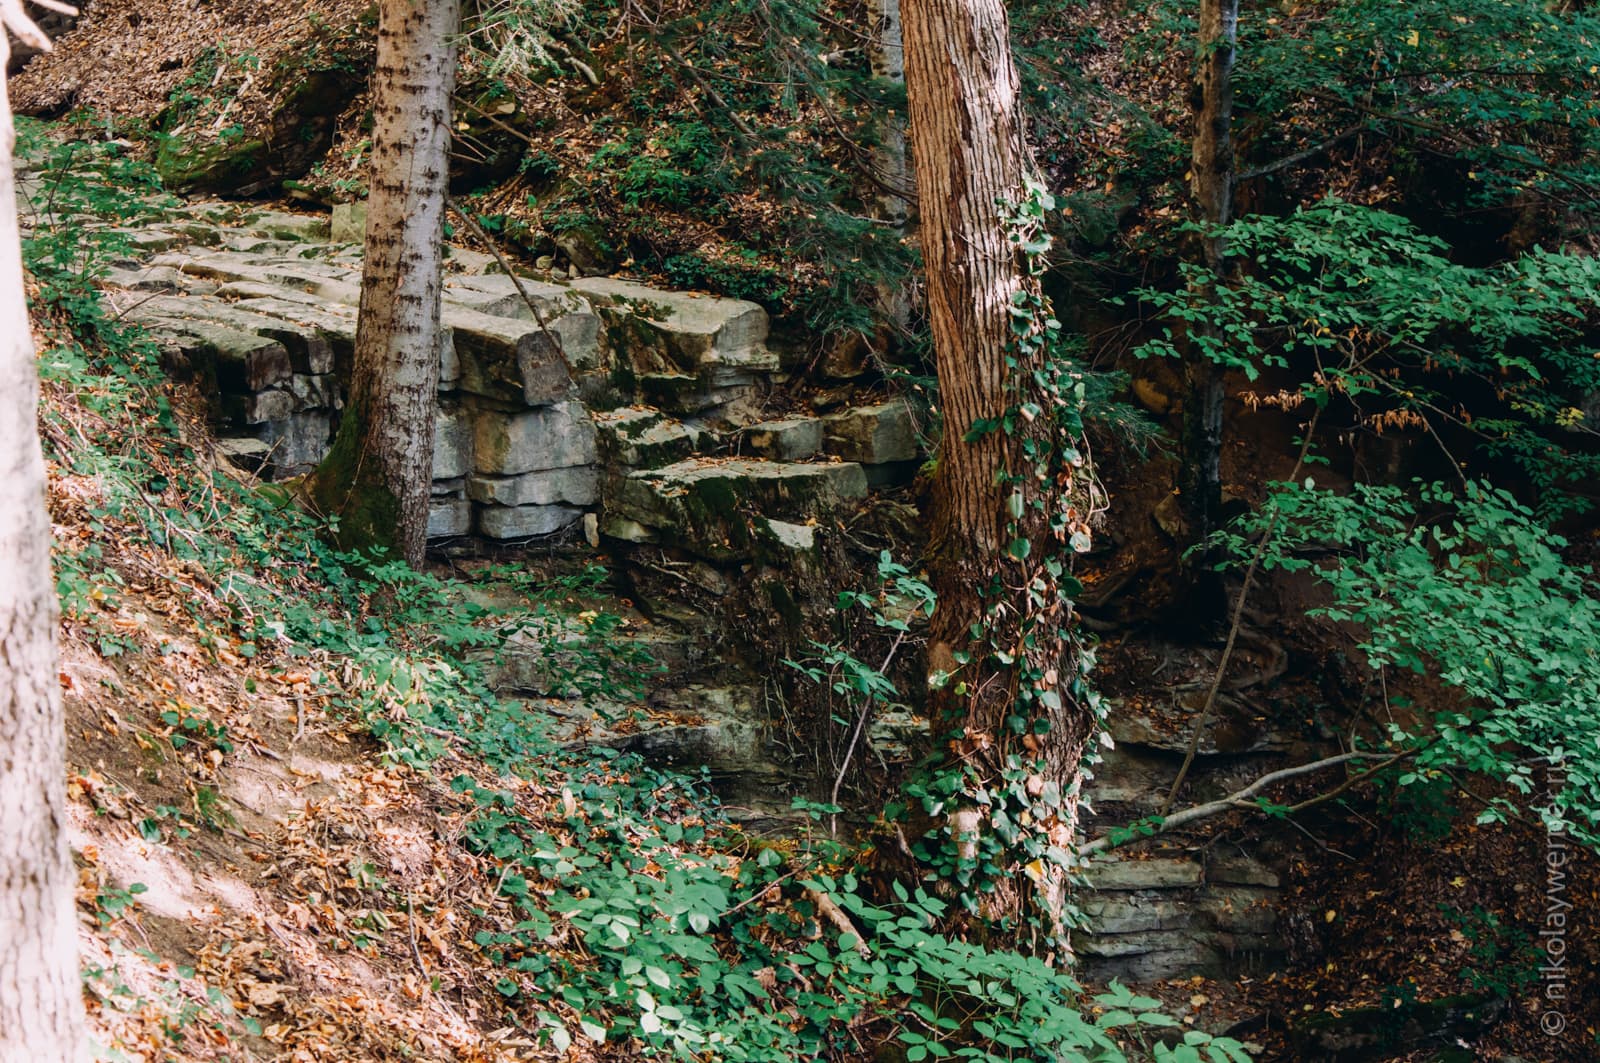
155 134 267 193
300 413 404 558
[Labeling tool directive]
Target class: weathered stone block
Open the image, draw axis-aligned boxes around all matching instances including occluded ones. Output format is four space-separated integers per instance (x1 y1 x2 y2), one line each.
448 305 576 407
468 467 598 507
758 518 816 553
477 503 583 539
234 387 294 425
132 293 335 378
259 410 334 476
745 417 824 461
433 404 472 480
104 228 187 254
1207 855 1281 888
473 401 598 475
127 310 292 393
101 264 217 294
227 294 353 372
215 436 272 473
330 200 367 244
442 276 601 370
610 458 866 561
444 246 496 274
1080 895 1196 935
289 373 339 411
599 515 658 543
594 407 700 468
570 277 776 373
1083 857 1204 891
824 401 918 464
427 498 473 539
247 210 331 243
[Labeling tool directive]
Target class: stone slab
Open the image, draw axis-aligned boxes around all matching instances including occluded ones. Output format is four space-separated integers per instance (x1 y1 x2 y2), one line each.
824 401 918 464
427 498 473 539
744 417 824 461
447 304 576 407
473 401 598 475
468 467 599 507
476 503 583 540
569 276 776 372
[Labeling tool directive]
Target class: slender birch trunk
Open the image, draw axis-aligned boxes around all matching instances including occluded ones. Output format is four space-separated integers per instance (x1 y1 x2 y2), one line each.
0 2 87 1058
309 0 460 565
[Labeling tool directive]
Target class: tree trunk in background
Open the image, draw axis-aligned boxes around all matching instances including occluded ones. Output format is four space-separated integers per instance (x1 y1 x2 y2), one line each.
904 0 1093 956
308 0 460 566
870 0 913 330
1180 0 1238 615
0 4 87 1059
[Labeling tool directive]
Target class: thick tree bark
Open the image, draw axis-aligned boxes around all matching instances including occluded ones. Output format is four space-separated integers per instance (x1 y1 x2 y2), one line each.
309 0 460 566
904 0 1092 956
0 3 87 1059
1179 0 1238 614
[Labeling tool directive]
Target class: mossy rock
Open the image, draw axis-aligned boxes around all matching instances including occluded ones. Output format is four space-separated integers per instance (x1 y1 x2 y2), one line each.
608 458 866 562
449 82 529 192
156 65 361 195
155 134 268 194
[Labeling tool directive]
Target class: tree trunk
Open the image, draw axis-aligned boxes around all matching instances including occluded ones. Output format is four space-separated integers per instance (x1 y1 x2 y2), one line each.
870 0 909 230
903 0 1095 958
308 0 460 566
870 0 913 330
1179 0 1238 614
0 4 87 1059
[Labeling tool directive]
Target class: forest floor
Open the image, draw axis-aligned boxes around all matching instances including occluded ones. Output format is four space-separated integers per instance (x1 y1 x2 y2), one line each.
44 286 1600 1063
18 120 1596 1063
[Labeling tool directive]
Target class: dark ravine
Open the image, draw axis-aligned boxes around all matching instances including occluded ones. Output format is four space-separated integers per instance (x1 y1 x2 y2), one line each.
35 171 1319 985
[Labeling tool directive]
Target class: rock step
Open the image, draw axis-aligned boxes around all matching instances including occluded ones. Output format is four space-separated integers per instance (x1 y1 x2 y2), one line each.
604 457 867 561
98 212 931 551
1078 854 1284 983
595 407 705 470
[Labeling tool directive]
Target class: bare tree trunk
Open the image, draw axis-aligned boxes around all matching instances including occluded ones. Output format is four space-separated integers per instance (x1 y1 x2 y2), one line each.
870 0 913 330
1179 0 1238 615
870 0 909 230
0 3 86 1059
308 0 460 566
904 0 1093 957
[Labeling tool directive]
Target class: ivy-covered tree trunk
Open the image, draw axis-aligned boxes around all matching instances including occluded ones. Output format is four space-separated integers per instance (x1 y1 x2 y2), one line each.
904 0 1097 959
0 4 86 1059
1179 0 1238 611
307 0 460 566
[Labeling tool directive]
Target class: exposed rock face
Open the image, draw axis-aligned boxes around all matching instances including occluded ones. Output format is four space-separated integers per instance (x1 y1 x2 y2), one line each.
82 197 1299 979
1077 854 1284 983
90 199 919 551
743 417 824 461
607 458 866 562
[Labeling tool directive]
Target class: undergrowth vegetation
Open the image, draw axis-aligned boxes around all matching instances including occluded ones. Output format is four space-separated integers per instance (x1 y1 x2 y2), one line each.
23 121 1248 1063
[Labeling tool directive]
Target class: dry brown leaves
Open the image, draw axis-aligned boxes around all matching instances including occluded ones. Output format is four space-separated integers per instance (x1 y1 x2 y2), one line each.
13 0 369 130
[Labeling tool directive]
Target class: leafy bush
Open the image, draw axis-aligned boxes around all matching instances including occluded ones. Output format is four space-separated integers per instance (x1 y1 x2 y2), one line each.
1134 200 1600 514
20 120 1239 1062
1216 478 1600 849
